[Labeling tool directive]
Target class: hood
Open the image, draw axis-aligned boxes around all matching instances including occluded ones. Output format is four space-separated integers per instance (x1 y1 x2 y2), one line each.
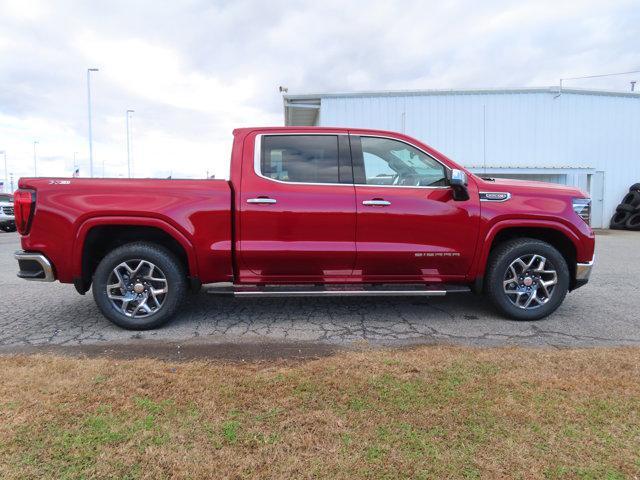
476 176 587 197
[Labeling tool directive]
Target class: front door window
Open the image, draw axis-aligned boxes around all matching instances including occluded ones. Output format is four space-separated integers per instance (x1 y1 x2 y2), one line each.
360 136 447 187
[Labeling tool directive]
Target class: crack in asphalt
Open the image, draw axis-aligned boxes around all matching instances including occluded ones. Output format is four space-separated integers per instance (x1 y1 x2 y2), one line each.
1 231 639 350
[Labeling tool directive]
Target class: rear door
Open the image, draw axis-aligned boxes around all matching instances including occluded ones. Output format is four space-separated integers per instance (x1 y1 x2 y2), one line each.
351 134 479 281
238 133 357 280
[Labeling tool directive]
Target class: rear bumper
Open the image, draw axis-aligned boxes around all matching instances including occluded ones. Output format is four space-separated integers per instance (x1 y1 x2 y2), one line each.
14 251 56 282
573 257 594 290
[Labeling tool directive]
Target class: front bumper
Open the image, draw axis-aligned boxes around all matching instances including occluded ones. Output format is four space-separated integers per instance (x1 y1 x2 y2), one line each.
15 251 56 282
574 258 594 289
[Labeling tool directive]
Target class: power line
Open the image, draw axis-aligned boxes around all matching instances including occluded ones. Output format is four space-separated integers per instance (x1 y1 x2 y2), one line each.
555 68 640 98
562 69 640 81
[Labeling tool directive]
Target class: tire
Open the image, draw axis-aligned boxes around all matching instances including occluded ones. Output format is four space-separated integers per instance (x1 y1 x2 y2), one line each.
625 212 640 231
610 211 631 229
486 238 570 321
621 191 640 207
629 183 640 192
616 203 636 213
92 242 187 330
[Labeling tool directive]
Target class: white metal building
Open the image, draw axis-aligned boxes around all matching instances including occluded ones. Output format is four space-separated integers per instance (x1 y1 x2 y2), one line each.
283 87 640 228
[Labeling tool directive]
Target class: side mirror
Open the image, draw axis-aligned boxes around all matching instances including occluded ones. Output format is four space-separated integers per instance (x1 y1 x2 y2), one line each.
449 169 469 201
450 169 467 187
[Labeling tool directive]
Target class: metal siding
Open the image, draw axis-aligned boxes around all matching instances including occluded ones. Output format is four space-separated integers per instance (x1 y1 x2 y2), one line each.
489 173 567 184
320 91 640 227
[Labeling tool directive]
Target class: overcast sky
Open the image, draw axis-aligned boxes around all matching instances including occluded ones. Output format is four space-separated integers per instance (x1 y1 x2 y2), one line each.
1 0 639 185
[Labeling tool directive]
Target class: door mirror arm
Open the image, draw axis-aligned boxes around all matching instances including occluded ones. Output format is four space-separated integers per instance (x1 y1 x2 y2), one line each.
448 169 470 201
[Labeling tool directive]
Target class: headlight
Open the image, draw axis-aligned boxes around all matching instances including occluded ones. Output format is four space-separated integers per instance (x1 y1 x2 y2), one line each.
573 198 591 225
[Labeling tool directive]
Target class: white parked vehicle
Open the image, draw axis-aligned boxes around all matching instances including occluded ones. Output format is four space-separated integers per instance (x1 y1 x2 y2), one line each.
0 194 16 232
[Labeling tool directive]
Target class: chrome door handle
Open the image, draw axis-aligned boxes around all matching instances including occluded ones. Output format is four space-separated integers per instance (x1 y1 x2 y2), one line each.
247 197 277 204
362 199 391 206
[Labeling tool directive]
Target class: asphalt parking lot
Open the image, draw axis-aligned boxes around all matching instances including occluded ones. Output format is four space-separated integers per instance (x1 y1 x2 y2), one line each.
0 230 639 357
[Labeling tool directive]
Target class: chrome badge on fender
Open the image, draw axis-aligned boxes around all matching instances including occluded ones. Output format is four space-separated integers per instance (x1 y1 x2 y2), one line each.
479 192 511 202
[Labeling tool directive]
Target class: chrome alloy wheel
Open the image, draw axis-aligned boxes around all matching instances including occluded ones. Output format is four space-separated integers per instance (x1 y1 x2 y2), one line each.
106 259 168 318
503 254 558 310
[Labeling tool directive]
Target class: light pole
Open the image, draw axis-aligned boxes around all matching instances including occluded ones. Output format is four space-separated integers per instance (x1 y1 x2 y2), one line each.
87 68 99 177
126 109 134 178
0 150 6 193
33 141 39 176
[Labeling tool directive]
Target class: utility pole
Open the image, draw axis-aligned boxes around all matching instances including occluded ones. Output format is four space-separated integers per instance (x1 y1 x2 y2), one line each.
33 141 39 176
126 109 134 178
87 68 99 177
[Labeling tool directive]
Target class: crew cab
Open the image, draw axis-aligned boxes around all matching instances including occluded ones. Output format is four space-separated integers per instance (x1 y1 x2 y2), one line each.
13 127 595 329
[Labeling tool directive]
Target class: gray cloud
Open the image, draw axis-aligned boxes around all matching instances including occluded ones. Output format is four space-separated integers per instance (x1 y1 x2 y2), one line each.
1 0 639 182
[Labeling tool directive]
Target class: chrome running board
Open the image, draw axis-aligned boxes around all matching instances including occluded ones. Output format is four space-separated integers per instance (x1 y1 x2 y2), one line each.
206 283 470 298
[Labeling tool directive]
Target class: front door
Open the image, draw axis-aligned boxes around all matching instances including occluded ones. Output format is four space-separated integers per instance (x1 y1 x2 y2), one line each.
351 135 480 281
239 133 357 281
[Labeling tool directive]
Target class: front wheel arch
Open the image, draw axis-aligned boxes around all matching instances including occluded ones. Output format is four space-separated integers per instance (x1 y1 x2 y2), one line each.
481 226 578 291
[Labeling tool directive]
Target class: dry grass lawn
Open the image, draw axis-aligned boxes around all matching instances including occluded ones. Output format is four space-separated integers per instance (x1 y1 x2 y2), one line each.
0 346 639 479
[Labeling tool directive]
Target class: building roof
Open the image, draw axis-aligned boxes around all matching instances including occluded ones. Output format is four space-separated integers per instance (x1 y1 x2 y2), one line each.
284 86 640 101
283 86 640 126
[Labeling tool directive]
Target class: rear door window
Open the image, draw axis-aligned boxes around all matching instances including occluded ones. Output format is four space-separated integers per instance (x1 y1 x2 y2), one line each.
260 135 340 184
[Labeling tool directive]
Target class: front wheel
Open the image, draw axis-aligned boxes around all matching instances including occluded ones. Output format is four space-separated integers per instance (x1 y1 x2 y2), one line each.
486 238 570 321
92 242 187 330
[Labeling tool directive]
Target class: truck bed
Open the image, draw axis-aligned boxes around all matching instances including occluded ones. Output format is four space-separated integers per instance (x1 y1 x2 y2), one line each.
18 178 233 284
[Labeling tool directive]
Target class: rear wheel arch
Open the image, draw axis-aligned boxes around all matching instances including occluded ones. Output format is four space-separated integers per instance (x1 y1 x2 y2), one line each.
74 221 198 293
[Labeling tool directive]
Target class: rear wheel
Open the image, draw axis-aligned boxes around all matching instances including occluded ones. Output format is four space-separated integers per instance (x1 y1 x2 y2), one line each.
92 242 187 329
486 238 570 321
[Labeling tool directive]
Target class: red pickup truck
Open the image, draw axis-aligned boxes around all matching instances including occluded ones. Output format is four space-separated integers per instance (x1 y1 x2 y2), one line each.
13 127 595 329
